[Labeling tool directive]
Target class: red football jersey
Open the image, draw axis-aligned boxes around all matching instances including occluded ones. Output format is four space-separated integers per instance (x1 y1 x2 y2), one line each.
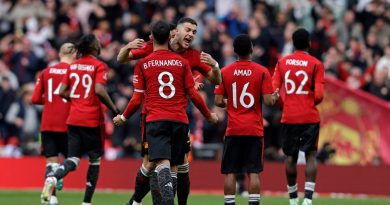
32 62 70 132
131 42 211 76
132 41 154 59
214 60 273 137
272 50 325 124
132 50 196 124
62 55 108 127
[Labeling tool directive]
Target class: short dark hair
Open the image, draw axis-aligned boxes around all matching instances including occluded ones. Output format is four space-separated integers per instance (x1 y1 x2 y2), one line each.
177 17 197 26
292 28 310 50
75 34 100 56
169 23 176 31
151 20 171 45
233 34 253 57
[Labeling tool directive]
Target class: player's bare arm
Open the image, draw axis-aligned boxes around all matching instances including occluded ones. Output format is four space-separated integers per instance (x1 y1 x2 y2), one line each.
117 38 145 63
214 94 226 108
193 75 204 90
59 83 70 101
263 93 276 106
207 113 219 124
200 51 222 84
95 83 119 115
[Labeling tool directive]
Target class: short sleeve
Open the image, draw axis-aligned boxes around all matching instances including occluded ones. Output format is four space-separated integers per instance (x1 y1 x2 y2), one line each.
61 66 70 85
194 61 211 77
272 62 282 91
262 70 273 95
131 42 153 59
214 75 225 95
133 62 145 92
95 63 108 85
191 50 211 76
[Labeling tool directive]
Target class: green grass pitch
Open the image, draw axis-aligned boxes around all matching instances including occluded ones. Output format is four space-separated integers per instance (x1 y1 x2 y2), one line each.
0 190 389 205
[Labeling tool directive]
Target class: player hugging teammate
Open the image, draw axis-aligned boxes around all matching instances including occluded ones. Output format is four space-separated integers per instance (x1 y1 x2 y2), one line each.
36 15 324 205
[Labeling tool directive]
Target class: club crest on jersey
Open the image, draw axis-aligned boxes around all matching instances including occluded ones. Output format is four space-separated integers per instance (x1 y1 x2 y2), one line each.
234 69 252 76
133 75 138 83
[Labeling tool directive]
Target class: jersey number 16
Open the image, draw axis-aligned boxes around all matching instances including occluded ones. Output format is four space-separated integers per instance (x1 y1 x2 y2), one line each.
232 82 254 109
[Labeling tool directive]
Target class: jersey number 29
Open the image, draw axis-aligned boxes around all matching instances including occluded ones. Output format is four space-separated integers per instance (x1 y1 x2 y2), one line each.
69 73 93 98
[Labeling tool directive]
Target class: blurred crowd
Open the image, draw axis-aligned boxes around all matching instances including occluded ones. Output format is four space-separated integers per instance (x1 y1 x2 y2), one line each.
0 0 389 161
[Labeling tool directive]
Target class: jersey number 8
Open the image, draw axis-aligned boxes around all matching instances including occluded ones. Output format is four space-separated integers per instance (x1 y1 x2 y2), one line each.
158 71 175 99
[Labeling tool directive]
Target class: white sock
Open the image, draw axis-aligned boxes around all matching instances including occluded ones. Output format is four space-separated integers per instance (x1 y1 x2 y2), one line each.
249 194 260 203
132 201 142 205
305 182 315 192
50 195 58 204
287 184 298 194
140 164 150 177
224 195 235 204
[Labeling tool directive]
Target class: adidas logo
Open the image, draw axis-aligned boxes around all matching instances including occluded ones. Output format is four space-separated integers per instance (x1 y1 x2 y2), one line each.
165 182 173 188
86 182 92 187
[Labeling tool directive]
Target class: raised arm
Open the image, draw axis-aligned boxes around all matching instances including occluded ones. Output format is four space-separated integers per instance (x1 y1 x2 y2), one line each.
117 38 145 63
183 63 218 123
200 51 222 84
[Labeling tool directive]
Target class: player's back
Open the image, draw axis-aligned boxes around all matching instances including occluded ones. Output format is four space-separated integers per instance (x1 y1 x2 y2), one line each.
139 50 191 124
65 55 107 127
39 63 70 132
275 51 323 123
220 60 271 136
